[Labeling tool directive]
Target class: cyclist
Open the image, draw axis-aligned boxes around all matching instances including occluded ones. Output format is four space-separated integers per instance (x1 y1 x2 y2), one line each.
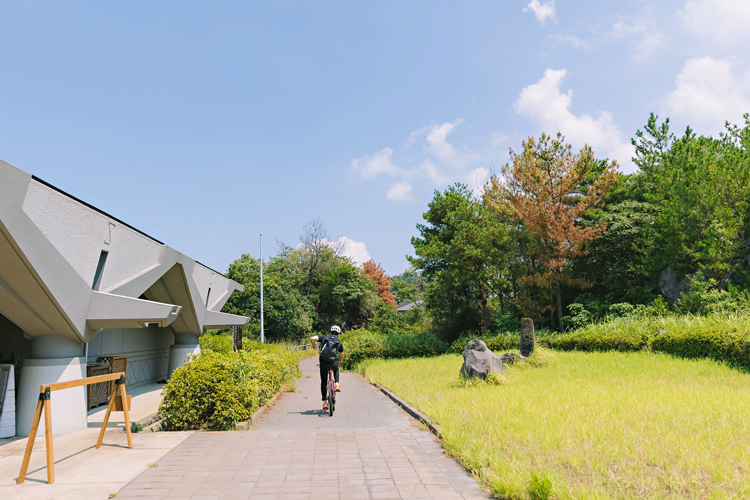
310 325 344 411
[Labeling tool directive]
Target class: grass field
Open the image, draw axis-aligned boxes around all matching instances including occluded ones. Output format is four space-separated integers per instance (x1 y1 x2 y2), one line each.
361 351 750 499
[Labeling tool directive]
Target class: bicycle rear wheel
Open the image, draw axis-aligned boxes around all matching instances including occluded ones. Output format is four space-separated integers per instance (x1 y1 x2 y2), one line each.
327 377 335 416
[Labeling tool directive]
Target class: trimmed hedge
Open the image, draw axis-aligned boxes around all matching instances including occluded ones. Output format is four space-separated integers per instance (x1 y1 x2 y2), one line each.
649 328 750 368
450 333 519 354
545 330 648 352
339 329 449 369
547 314 750 370
159 340 300 430
450 328 557 354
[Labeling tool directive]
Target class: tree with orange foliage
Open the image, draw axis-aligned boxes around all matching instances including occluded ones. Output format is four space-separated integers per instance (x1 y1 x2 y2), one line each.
484 133 619 330
362 260 397 308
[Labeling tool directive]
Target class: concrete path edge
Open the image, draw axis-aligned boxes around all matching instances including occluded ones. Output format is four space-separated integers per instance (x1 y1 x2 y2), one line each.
372 382 442 439
235 387 287 431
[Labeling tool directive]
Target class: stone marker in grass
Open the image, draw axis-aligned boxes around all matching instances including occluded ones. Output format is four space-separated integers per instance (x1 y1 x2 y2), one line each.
520 317 535 357
460 339 506 379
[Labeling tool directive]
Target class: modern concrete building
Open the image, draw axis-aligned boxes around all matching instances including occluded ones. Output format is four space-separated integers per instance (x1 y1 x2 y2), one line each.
0 158 249 438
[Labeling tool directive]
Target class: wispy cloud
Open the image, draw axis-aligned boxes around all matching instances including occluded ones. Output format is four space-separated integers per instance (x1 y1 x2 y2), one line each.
611 9 666 60
386 181 417 202
524 0 556 27
349 147 402 179
350 119 495 201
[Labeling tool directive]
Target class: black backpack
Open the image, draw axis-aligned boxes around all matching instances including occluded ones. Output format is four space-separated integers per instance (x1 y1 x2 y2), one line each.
319 335 341 363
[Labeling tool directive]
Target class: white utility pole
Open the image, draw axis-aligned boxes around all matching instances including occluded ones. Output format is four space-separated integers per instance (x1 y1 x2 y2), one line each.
260 234 265 343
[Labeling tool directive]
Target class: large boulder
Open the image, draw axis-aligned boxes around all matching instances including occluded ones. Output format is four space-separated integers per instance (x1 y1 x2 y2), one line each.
460 339 506 379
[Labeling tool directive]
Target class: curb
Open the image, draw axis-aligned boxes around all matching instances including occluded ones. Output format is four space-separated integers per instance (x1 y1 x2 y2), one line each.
235 387 287 431
373 382 442 439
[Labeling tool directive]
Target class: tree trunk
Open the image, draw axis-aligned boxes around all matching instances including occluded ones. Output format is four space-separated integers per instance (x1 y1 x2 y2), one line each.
479 281 491 332
549 300 555 330
556 281 563 332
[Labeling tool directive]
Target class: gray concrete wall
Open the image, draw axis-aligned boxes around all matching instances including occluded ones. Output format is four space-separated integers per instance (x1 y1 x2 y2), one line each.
86 325 174 387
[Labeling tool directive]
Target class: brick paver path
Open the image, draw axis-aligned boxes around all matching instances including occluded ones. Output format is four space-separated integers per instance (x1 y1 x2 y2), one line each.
118 357 488 500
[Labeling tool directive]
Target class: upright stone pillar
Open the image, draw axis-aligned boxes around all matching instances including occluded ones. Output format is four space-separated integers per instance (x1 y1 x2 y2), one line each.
520 318 535 357
17 335 87 437
168 333 200 377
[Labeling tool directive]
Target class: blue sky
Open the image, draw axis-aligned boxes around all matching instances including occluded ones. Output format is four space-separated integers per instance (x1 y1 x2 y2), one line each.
1 1 749 275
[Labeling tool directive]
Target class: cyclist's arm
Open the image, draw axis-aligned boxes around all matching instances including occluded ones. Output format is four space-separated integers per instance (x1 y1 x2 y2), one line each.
338 352 344 363
310 335 319 347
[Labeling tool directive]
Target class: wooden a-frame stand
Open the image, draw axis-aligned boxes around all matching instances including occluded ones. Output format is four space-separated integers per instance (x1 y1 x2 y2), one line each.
17 372 133 485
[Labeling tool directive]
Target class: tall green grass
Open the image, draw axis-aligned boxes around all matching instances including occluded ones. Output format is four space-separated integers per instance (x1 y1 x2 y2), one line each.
362 351 750 499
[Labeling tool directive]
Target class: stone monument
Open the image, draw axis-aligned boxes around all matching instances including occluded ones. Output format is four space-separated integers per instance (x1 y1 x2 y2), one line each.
520 317 535 357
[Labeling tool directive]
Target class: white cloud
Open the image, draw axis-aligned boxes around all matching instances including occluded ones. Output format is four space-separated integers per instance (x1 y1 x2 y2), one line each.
331 236 372 266
412 159 452 185
349 147 402 180
351 119 485 201
662 56 750 135
554 35 593 49
386 181 417 202
424 119 481 169
611 10 666 60
524 0 556 27
680 0 750 45
514 68 636 172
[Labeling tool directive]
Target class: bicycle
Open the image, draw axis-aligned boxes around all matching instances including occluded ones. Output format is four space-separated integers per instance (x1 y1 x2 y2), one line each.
325 366 336 416
316 362 337 416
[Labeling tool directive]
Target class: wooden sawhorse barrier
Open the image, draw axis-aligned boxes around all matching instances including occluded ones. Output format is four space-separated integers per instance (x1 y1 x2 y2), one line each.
17 372 133 484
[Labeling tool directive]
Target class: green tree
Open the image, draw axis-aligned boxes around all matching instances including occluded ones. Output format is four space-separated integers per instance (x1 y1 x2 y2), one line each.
633 114 750 279
410 183 511 339
223 254 315 341
390 266 426 305
315 259 379 330
572 200 660 305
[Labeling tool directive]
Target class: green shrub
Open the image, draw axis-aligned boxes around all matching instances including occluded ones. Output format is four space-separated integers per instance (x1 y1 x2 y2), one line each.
546 312 750 370
199 333 233 354
339 328 449 369
650 327 750 368
450 332 520 354
159 343 300 430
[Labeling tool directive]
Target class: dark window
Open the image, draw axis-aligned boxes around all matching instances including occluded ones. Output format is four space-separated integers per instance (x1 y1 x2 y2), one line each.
92 251 109 291
205 288 212 308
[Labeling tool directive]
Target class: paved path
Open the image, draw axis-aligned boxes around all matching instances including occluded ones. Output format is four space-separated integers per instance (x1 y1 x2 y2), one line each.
118 356 488 500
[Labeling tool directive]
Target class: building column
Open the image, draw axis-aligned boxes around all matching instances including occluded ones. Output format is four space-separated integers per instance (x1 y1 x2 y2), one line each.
16 336 87 437
168 333 201 377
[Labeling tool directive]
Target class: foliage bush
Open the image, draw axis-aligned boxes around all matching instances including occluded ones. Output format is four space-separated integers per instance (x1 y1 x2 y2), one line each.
547 312 750 370
339 328 449 369
159 340 300 430
449 329 556 354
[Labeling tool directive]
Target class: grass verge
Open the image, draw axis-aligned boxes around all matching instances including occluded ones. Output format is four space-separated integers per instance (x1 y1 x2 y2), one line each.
360 351 750 499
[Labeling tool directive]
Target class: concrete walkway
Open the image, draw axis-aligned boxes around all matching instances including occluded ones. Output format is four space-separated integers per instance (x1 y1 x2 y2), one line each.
119 356 489 500
0 383 192 500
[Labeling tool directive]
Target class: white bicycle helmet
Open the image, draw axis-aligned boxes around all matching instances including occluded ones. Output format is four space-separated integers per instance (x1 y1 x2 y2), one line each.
330 325 342 335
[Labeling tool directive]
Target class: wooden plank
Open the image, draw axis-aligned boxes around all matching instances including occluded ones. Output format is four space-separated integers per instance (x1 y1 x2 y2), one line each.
17 400 43 484
43 398 54 484
96 385 118 449
41 372 124 393
120 384 133 449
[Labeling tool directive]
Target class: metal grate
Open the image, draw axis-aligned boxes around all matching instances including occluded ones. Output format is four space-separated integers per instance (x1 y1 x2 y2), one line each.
86 363 111 409
98 356 127 397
